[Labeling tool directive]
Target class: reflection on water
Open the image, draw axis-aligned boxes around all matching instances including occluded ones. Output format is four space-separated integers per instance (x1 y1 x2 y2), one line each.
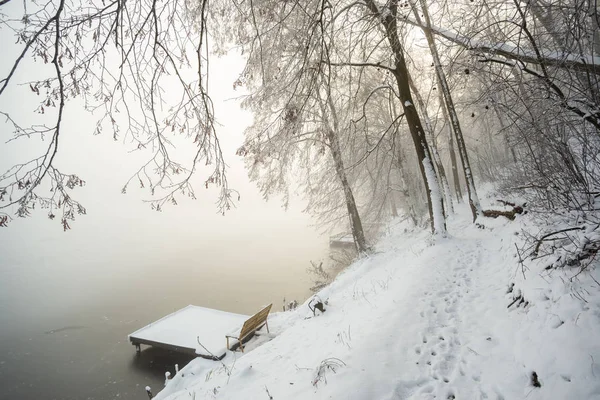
129 348 196 383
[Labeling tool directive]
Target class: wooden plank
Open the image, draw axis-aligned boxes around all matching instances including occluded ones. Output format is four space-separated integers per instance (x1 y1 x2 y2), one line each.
129 336 226 360
239 304 272 341
226 304 272 352
129 336 196 356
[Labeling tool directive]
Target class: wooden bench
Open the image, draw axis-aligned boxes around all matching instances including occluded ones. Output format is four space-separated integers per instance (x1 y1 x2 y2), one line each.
226 304 272 352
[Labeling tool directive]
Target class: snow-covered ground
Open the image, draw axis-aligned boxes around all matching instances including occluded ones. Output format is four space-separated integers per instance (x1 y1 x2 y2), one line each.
154 201 600 400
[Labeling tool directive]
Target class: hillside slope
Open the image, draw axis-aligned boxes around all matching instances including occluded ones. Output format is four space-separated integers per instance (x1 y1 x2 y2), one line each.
155 203 600 400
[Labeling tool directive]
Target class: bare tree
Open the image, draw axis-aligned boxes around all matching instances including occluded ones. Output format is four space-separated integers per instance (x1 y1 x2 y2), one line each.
230 0 371 252
0 0 231 229
227 0 449 236
5 0 599 249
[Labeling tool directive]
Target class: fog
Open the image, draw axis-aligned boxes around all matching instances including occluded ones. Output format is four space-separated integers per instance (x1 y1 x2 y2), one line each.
0 48 328 399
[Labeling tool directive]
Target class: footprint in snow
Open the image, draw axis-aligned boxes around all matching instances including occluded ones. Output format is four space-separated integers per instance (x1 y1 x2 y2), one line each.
419 385 434 394
390 378 430 398
433 354 456 381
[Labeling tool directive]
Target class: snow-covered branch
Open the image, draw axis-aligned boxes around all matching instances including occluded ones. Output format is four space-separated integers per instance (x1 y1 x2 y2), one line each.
401 16 600 75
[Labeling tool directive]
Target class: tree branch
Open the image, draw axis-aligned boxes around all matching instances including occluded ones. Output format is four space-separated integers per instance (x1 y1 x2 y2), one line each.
400 15 600 75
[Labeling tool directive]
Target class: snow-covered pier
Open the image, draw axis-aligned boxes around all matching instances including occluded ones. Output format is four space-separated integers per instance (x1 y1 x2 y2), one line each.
329 232 356 248
128 305 249 360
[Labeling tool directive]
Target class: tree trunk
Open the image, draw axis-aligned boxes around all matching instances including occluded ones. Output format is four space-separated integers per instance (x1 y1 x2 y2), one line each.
390 192 399 217
325 128 369 254
490 98 517 163
316 80 369 254
439 90 464 201
408 74 454 215
414 0 482 222
365 0 446 235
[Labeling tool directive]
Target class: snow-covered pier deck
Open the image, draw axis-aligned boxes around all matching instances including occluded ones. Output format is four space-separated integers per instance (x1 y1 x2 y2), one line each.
128 305 249 360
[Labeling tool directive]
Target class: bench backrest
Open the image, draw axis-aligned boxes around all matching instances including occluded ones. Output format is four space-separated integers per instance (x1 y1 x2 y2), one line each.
238 304 272 341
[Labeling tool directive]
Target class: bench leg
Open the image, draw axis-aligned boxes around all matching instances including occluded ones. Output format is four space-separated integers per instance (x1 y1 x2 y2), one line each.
135 343 141 354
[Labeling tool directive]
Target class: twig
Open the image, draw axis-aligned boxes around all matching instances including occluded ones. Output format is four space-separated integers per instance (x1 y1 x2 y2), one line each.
264 385 273 399
197 336 237 384
531 227 585 257
515 243 526 279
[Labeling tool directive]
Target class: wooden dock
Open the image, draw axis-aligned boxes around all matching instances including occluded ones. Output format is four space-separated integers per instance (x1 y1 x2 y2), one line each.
329 232 356 248
129 305 249 360
329 223 385 249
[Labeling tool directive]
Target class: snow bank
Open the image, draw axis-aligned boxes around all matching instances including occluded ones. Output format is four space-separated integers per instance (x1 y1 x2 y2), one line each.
154 203 600 400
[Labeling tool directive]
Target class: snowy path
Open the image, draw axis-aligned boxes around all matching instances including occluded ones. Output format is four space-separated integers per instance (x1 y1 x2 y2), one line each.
156 213 600 400
363 236 518 400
